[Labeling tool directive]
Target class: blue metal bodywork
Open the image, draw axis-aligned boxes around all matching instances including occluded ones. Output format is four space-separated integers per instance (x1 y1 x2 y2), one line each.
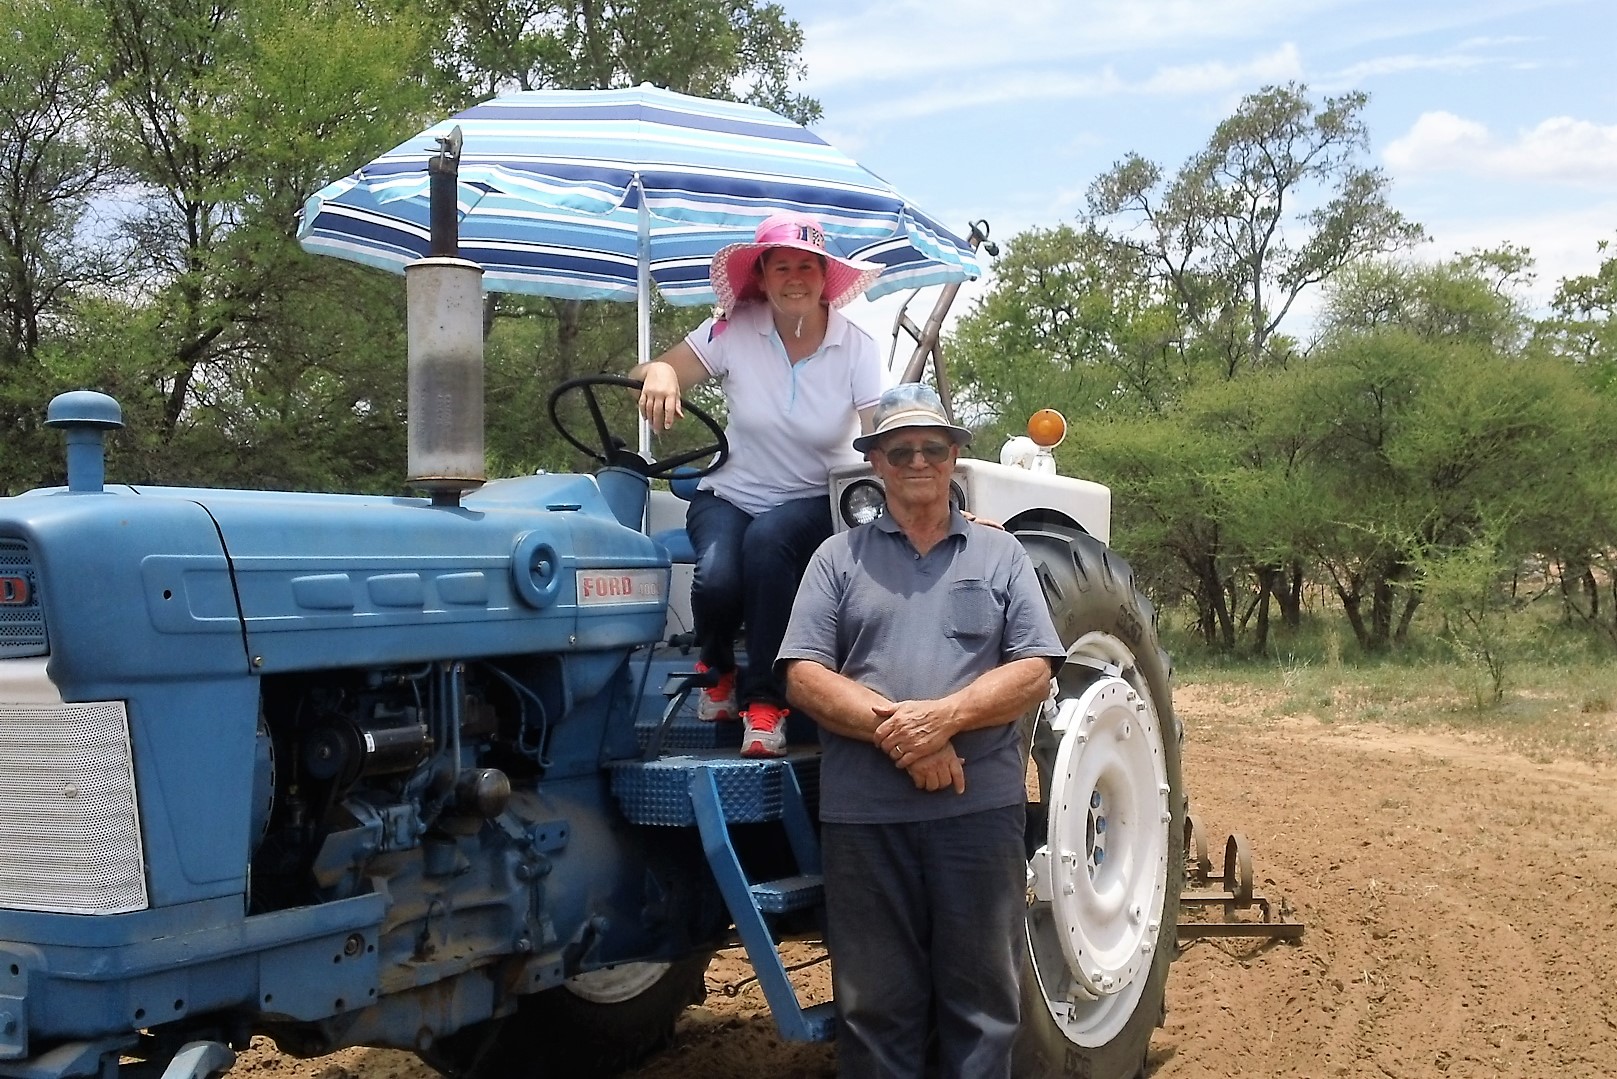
0 468 766 1077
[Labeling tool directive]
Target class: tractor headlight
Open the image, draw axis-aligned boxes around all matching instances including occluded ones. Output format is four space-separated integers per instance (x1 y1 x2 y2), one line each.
840 480 885 526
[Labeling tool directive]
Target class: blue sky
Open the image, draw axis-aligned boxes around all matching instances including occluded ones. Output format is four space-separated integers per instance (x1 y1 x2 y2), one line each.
778 0 1617 353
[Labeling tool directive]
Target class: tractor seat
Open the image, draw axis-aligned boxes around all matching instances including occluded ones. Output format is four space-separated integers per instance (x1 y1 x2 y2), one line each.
650 466 703 564
652 528 696 564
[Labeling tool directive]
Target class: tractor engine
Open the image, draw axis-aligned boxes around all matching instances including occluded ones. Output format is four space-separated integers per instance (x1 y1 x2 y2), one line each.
0 395 731 1075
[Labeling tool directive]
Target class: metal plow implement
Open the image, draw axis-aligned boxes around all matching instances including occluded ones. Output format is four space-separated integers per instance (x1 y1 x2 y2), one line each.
1177 810 1304 942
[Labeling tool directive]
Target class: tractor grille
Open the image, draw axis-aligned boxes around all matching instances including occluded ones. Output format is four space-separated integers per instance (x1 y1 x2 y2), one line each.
0 699 147 913
0 539 46 658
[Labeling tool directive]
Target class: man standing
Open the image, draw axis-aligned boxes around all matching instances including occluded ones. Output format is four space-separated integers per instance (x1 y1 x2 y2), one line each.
777 383 1066 1078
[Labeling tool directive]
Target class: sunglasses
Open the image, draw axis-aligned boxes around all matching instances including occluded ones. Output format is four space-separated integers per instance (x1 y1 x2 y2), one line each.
881 441 952 467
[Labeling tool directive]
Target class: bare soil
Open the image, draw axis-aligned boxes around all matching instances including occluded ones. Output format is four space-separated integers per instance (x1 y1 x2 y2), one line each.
233 682 1617 1078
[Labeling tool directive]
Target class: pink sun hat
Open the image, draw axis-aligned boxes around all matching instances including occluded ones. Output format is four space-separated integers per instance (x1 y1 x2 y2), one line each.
709 212 884 314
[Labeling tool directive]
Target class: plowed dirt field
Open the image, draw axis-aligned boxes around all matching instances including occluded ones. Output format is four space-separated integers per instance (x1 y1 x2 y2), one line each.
232 682 1617 1078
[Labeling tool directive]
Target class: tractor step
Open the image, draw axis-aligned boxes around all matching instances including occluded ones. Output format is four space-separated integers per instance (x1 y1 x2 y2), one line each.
797 1001 837 1041
685 760 832 1043
635 716 742 751
750 874 824 914
610 753 819 826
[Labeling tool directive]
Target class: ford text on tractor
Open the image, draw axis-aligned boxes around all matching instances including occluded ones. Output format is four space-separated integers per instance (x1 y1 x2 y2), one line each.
0 254 1182 1079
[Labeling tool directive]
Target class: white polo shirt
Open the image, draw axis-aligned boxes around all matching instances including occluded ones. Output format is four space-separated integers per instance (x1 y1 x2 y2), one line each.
687 303 885 517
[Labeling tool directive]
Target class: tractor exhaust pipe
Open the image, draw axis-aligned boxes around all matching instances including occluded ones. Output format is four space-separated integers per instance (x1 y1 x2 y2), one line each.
407 127 485 506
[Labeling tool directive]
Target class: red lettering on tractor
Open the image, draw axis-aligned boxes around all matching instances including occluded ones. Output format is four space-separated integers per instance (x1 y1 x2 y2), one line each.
0 576 29 605
580 575 632 600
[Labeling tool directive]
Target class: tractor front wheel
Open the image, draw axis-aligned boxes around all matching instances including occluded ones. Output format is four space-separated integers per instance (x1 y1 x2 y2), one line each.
1012 527 1183 1079
421 955 710 1079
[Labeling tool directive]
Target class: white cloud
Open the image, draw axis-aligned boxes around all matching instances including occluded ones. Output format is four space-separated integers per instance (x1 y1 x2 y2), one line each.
1322 0 1581 52
1136 44 1305 95
797 0 1576 93
823 45 1303 127
1411 201 1617 309
1385 112 1617 187
1327 52 1494 82
800 0 1331 91
1453 34 1537 48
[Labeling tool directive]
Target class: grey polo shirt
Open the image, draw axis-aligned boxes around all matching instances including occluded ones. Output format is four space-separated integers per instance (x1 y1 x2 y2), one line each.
777 509 1066 824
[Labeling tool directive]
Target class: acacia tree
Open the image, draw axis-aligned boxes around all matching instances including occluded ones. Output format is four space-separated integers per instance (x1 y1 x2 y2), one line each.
1291 252 1606 652
0 0 141 491
90 0 439 486
438 0 817 119
1061 416 1235 646
1027 84 1429 651
0 0 123 369
1539 238 1617 371
948 224 1191 437
1175 367 1336 652
1087 83 1425 377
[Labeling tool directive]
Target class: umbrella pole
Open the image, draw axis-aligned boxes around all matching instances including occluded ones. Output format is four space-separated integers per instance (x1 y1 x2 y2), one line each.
636 180 654 458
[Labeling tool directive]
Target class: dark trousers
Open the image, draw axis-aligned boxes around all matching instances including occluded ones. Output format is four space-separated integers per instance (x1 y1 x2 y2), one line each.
822 805 1027 1079
683 489 834 707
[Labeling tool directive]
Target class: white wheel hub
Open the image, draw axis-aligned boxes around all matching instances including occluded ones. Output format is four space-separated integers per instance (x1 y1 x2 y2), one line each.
1027 669 1170 1045
565 961 671 1003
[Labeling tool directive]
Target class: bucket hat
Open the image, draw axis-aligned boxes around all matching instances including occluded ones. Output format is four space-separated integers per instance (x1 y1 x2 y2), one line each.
710 212 883 313
852 382 972 453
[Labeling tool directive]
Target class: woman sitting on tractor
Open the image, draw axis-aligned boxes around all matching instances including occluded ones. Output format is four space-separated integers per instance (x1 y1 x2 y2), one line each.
632 212 885 759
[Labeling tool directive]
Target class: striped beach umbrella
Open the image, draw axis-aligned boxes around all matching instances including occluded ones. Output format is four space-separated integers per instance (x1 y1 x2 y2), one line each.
297 85 981 335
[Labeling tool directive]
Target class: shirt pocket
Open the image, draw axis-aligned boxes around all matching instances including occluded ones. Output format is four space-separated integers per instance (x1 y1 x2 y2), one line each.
944 580 1001 642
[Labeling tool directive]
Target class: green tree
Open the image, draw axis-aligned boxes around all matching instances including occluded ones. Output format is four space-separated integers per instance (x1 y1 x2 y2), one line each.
1177 366 1334 651
1412 529 1526 706
948 224 1190 439
0 0 137 489
1299 328 1600 651
93 0 438 485
0 0 121 368
1062 417 1236 647
438 0 818 121
1321 248 1533 352
1539 237 1617 373
1087 82 1425 378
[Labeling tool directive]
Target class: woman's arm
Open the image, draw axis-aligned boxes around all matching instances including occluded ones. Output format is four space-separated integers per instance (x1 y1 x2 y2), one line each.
632 342 712 430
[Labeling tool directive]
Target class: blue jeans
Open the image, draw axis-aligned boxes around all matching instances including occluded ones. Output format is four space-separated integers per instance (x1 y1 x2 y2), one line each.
684 489 834 707
822 806 1027 1079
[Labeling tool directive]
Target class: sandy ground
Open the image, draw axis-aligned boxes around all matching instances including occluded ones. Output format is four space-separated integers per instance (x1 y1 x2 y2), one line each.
232 682 1617 1078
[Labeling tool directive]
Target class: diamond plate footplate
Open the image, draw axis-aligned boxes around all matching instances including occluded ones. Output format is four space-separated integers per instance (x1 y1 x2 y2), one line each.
635 715 742 752
611 755 787 825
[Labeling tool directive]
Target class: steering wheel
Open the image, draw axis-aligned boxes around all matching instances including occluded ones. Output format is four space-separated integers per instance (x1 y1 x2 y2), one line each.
547 374 729 480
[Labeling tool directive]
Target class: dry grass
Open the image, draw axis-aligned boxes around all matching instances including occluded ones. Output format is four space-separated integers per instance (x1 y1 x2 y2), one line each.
1165 607 1617 767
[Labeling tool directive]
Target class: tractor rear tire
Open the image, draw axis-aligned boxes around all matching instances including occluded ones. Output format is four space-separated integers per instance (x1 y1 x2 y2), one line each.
421 954 710 1079
1011 527 1183 1079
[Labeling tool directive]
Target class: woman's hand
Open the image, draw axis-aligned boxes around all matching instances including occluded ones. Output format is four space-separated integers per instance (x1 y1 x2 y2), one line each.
638 361 684 430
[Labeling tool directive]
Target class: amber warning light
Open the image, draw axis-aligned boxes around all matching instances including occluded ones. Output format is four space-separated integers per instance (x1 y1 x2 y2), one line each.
1027 409 1067 448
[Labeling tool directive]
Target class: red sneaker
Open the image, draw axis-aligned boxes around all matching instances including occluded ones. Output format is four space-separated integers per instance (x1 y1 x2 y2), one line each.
695 661 736 722
740 702 789 758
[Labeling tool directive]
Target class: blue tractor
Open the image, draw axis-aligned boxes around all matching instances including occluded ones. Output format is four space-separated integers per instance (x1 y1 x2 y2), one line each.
0 253 1181 1079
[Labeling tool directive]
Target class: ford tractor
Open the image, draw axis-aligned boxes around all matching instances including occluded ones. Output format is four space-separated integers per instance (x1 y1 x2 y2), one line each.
0 246 1181 1079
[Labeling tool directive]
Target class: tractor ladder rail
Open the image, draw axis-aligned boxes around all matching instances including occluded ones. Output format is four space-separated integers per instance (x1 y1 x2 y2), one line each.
611 669 834 1043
